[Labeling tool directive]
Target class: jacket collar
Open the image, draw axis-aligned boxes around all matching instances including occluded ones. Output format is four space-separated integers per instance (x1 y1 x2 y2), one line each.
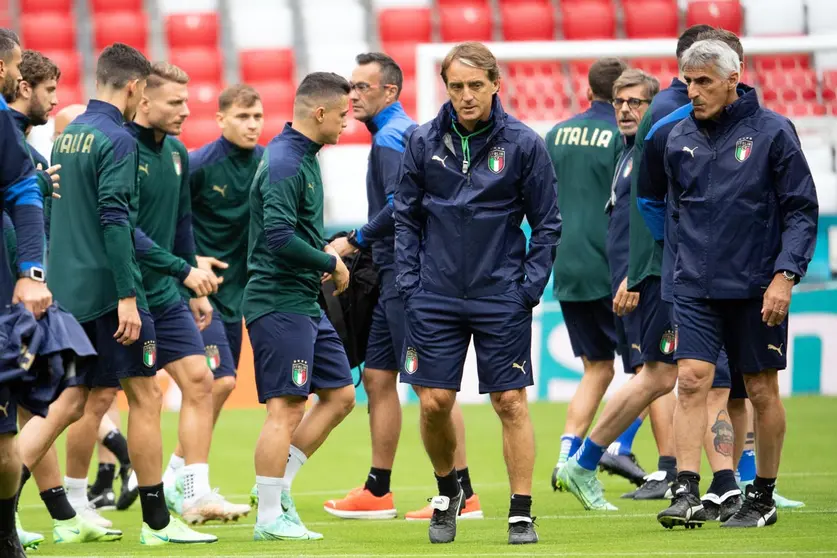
9 108 30 134
623 132 636 148
367 101 407 135
278 123 322 155
218 134 257 158
87 99 124 125
669 77 687 93
589 100 614 118
692 84 759 132
126 121 164 152
433 95 506 137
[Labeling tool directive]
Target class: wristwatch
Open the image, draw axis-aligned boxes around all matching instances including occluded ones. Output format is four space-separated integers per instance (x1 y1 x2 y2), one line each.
19 266 45 282
781 270 797 283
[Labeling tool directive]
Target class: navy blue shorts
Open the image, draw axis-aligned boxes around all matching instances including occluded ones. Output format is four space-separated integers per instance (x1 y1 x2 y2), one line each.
712 348 748 398
365 293 406 372
0 385 19 434
615 311 643 373
224 320 243 369
248 311 354 403
637 277 676 366
673 296 788 374
400 289 533 394
559 297 617 362
74 309 157 389
152 301 206 369
201 313 239 379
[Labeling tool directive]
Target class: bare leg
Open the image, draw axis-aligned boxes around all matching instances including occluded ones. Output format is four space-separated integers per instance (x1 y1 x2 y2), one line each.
563 358 615 438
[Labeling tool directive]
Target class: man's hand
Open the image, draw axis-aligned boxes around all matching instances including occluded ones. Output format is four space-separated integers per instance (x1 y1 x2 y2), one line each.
325 245 350 295
12 278 52 319
762 272 793 326
114 296 142 345
189 296 213 331
196 255 228 274
37 163 61 199
183 266 222 297
329 236 357 258
613 277 639 317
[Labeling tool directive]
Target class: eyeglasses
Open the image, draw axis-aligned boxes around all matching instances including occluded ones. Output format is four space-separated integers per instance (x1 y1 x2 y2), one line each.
349 82 396 94
612 98 651 109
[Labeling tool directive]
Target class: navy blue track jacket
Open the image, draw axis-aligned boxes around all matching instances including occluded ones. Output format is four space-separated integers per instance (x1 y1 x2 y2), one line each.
606 135 635 297
0 96 44 310
353 102 417 278
394 96 562 307
664 87 819 299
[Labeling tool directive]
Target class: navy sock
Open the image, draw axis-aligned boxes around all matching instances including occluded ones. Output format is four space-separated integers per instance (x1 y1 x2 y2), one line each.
577 438 607 471
435 469 460 499
707 469 739 499
0 497 15 536
457 467 474 500
364 467 391 497
614 417 644 455
658 455 677 481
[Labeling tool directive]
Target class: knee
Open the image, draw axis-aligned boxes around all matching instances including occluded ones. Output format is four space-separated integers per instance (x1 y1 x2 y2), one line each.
744 374 779 409
213 375 236 398
490 389 528 421
181 361 213 402
66 391 86 424
676 362 712 399
362 370 396 399
586 359 615 380
642 362 677 396
418 388 455 419
124 378 162 411
88 388 119 417
325 385 356 419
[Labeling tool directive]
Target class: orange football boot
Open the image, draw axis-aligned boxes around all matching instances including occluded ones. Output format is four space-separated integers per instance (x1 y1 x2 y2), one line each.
323 487 397 519
404 494 483 520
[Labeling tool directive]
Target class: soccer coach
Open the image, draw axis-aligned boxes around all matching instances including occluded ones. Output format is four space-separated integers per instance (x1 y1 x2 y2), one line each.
394 41 561 545
659 40 818 529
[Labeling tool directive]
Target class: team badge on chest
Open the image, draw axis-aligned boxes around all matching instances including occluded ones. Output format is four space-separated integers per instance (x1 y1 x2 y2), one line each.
487 147 505 174
172 151 182 176
734 137 753 162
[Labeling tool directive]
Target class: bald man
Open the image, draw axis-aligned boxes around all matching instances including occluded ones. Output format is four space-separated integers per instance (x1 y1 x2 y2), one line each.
51 103 85 141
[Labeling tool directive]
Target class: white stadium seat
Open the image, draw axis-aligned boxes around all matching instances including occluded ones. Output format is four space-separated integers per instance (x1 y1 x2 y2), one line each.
319 145 372 227
301 0 366 46
371 0 430 7
307 41 370 77
813 172 837 213
158 0 218 15
741 0 804 36
806 0 837 35
231 4 294 49
802 145 835 173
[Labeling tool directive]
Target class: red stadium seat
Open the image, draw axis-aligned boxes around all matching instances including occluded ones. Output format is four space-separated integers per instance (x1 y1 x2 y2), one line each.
399 76 417 119
239 49 295 84
561 2 615 40
501 2 555 41
89 0 142 13
686 1 743 35
180 118 220 151
339 117 372 145
499 0 550 4
760 86 778 102
260 116 287 145
188 82 221 117
19 0 71 13
506 61 563 80
382 42 418 78
378 8 432 44
826 100 837 116
752 54 810 71
251 81 295 117
20 13 76 50
506 74 569 121
631 57 678 83
439 4 492 42
823 70 837 102
624 0 678 38
42 50 81 86
169 48 222 84
54 83 83 111
568 60 595 80
166 13 220 49
438 0 488 4
94 12 148 52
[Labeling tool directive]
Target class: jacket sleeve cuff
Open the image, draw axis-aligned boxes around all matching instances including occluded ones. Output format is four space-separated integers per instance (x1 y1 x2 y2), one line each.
773 254 803 279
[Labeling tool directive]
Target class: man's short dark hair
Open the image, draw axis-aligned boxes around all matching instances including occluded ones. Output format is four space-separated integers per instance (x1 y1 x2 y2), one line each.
0 28 20 62
677 24 716 60
356 52 403 99
96 43 151 89
295 72 351 106
20 50 61 89
219 84 261 112
696 28 744 62
588 57 628 101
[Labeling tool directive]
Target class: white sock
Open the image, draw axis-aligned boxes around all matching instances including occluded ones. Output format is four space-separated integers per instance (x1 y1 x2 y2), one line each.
180 463 212 505
256 476 287 525
163 453 185 488
282 445 307 490
64 476 88 508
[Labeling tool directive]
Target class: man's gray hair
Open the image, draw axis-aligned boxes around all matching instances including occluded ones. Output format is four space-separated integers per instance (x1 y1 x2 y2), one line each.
679 39 740 79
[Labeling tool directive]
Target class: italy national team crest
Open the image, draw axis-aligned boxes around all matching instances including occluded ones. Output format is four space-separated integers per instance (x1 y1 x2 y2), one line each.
623 158 633 178
734 137 753 162
205 345 221 372
142 341 157 368
660 329 676 355
172 151 182 176
487 147 505 174
404 347 419 374
291 359 308 386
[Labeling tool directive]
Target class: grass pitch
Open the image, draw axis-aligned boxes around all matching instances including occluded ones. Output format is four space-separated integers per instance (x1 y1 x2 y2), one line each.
18 396 837 557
